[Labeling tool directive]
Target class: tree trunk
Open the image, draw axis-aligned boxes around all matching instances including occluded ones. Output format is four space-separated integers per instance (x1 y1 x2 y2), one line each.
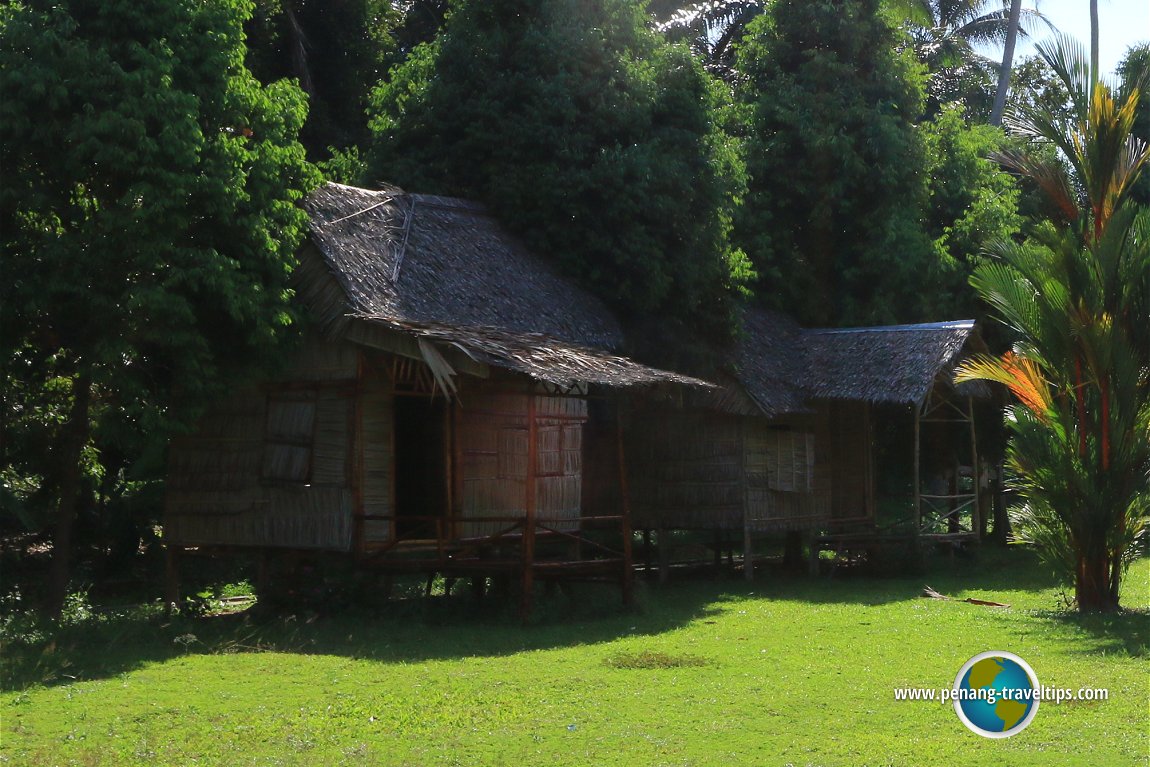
1075 550 1120 612
42 374 91 619
1089 0 1099 82
990 0 1024 126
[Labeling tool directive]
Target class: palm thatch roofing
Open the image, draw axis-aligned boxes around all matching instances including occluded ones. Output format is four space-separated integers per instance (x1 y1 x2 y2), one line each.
733 309 985 416
301 182 706 389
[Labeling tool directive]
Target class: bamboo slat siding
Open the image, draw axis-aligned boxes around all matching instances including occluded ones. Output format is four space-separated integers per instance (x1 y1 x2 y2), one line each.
457 391 586 538
630 412 746 530
630 409 833 531
359 373 393 543
164 337 360 551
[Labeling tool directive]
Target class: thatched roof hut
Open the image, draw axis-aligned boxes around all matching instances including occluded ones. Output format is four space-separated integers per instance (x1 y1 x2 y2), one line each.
297 182 701 390
629 308 990 570
165 182 704 612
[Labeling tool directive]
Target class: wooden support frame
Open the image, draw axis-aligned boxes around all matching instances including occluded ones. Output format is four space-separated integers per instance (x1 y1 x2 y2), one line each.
914 386 981 539
616 405 635 607
520 395 538 621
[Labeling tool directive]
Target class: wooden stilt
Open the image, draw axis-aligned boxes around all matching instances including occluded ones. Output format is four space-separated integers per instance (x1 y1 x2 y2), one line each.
657 525 670 584
164 546 181 615
968 396 981 540
743 523 754 582
521 395 538 622
807 531 820 576
616 405 635 607
913 404 922 531
643 529 652 573
713 528 723 569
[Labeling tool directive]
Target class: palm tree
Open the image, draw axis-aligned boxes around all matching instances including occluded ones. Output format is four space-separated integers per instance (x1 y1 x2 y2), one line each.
957 35 1150 612
900 0 1050 118
989 0 1023 124
649 0 763 81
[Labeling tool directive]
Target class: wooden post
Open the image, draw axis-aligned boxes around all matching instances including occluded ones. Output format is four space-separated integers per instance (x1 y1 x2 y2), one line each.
807 531 820 576
352 352 367 554
257 547 270 600
913 403 922 531
443 398 454 540
616 406 635 607
713 528 723 569
864 403 876 523
743 520 754 582
642 529 652 573
164 546 181 615
521 395 538 621
657 525 670 584
968 396 981 540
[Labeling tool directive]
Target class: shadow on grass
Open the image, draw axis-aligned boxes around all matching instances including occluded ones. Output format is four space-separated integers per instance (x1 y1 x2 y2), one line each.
4 547 1144 692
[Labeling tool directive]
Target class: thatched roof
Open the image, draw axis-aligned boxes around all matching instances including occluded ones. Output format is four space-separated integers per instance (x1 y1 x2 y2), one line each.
305 182 622 349
364 318 708 389
733 309 983 416
301 183 704 389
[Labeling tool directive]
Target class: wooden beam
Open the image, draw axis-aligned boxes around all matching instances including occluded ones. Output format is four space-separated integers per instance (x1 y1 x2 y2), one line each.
968 396 981 540
615 406 635 607
521 394 538 621
913 403 922 531
164 546 181 615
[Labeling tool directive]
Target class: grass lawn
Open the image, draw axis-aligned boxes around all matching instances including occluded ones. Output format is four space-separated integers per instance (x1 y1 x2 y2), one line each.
2 547 1147 767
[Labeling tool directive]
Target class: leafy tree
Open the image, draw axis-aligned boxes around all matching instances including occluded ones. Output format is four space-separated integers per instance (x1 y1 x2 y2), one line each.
244 0 400 159
0 0 318 616
650 0 763 82
1118 43 1150 206
920 107 1023 317
733 0 933 326
957 36 1150 612
896 0 1048 121
367 0 751 351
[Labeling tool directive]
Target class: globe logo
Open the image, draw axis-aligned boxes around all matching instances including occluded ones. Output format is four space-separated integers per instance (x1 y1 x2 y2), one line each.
953 651 1040 738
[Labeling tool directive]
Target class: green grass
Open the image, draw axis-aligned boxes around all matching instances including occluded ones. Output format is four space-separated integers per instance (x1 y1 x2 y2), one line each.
2 548 1148 766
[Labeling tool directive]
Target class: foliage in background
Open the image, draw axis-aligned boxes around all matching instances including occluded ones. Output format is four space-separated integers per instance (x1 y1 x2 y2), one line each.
733 0 934 326
900 0 1048 121
1118 43 1150 207
920 107 1023 318
0 0 319 615
366 0 752 358
957 36 1150 612
649 0 763 82
243 0 401 160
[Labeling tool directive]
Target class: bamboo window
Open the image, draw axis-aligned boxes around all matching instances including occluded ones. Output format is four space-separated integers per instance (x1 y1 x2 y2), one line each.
261 390 318 484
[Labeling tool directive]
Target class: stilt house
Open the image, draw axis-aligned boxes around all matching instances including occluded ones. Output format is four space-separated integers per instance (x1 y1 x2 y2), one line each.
163 183 702 609
629 309 988 574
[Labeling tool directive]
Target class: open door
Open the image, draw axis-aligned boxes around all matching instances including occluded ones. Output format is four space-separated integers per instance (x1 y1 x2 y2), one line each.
393 396 449 539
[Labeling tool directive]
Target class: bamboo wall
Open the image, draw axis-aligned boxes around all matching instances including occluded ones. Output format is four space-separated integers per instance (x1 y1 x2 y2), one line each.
359 372 393 543
630 411 746 530
456 387 587 538
164 336 358 551
629 408 833 532
744 420 829 532
819 401 873 523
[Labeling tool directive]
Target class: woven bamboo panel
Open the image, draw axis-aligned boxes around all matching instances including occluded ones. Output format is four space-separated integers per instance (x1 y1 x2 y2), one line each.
280 333 359 381
167 487 352 550
457 391 585 538
360 375 393 542
311 392 351 485
629 410 746 529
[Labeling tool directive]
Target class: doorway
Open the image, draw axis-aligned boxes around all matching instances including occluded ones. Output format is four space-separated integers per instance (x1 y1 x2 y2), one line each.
393 396 449 539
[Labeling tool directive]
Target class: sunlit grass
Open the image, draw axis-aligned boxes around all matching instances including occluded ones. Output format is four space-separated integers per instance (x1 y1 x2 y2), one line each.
2 547 1147 766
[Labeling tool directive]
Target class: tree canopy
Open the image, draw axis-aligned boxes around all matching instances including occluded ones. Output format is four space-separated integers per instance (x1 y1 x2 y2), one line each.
0 0 318 613
733 0 935 326
366 0 752 354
